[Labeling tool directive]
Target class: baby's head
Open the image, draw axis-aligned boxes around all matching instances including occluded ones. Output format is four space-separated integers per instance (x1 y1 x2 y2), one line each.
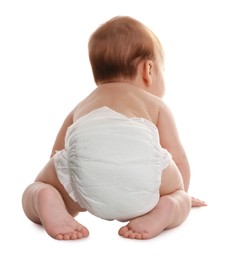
88 16 164 85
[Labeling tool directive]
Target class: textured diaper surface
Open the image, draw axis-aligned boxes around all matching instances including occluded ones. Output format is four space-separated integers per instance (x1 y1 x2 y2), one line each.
54 107 171 221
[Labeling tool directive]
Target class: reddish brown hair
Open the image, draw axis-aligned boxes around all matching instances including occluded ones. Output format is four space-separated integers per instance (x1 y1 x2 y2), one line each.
88 16 164 84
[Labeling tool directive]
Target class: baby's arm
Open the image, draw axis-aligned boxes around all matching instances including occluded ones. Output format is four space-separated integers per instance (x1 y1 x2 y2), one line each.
50 110 74 158
157 102 190 191
157 102 207 206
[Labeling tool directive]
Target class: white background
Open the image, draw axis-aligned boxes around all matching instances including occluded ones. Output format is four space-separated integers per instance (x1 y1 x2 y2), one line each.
1 0 230 259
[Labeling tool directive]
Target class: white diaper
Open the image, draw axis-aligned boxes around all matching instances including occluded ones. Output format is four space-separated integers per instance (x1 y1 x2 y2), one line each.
54 106 171 221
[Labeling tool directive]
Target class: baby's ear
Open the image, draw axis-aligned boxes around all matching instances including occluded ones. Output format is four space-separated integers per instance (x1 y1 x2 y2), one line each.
143 60 154 86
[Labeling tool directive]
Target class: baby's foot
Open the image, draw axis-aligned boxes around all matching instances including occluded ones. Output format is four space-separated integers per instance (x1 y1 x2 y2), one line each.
37 187 89 240
119 216 157 239
118 196 174 239
52 217 89 240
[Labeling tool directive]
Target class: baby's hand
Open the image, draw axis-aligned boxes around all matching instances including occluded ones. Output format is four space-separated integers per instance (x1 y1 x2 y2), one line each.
191 196 207 207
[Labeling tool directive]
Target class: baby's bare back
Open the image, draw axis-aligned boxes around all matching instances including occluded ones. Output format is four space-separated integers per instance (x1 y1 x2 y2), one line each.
73 82 161 125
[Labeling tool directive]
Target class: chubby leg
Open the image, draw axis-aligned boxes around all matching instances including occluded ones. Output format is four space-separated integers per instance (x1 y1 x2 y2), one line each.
119 190 191 239
118 161 191 239
22 158 89 240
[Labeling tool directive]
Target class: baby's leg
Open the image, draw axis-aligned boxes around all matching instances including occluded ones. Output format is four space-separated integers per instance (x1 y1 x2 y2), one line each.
22 158 89 240
119 190 191 239
118 161 191 239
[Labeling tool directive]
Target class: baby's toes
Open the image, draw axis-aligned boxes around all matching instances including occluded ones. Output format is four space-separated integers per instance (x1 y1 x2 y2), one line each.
118 225 129 236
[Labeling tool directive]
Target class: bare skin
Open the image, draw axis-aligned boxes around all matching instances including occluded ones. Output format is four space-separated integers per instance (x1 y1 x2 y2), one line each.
22 158 89 240
118 191 191 239
36 186 88 240
119 196 177 239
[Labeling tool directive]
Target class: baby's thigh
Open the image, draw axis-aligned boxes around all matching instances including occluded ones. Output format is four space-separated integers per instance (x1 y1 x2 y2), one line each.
159 160 184 196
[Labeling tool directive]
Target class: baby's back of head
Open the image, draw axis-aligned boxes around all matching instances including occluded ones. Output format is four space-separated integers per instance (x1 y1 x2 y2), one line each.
88 16 163 85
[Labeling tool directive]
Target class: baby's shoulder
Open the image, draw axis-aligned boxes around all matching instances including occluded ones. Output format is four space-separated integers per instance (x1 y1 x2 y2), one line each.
145 93 167 111
144 94 170 124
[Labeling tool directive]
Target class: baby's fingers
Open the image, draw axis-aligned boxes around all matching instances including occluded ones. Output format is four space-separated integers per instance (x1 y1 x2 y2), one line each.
191 196 207 207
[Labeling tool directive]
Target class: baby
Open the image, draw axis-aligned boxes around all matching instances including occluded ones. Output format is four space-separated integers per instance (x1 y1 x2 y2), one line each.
22 16 206 240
